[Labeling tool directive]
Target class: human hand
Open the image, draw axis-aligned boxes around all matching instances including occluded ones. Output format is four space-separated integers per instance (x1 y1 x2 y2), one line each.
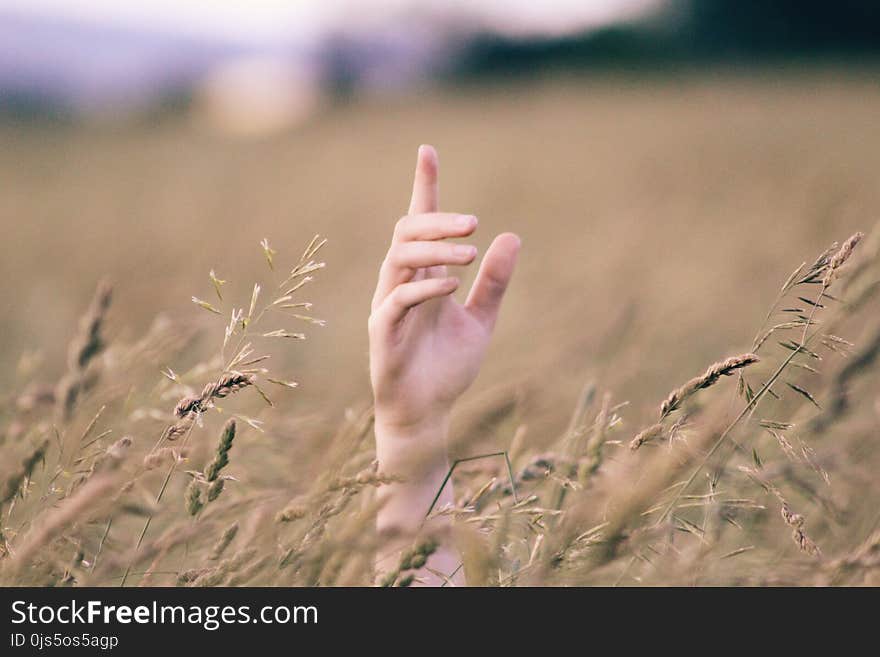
369 145 521 438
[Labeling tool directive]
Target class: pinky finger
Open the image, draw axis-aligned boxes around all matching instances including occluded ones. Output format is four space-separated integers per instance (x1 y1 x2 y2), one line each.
375 276 459 327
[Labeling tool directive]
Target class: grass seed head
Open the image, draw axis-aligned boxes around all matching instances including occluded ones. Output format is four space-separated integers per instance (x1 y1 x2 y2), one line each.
660 353 760 418
822 232 864 287
205 419 236 482
1 439 49 505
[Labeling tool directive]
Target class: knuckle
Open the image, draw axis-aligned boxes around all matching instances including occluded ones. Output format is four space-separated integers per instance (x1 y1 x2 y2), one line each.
387 287 405 307
383 246 400 268
485 276 506 296
367 312 383 335
393 216 409 239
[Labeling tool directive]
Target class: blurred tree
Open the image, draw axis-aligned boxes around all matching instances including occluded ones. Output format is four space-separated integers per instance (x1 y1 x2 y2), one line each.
454 0 880 79
683 0 880 55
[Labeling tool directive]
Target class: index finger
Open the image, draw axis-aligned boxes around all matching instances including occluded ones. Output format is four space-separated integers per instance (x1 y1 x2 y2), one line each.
408 144 439 215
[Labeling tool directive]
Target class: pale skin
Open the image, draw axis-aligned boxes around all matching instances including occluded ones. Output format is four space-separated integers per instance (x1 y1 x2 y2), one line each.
369 144 521 585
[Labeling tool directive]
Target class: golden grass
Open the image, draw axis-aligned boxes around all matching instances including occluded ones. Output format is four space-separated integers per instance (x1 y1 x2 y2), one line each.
1 70 880 586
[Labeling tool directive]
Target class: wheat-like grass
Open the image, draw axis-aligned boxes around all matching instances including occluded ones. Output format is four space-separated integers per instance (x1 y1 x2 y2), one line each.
55 282 112 420
1 439 48 506
822 232 864 287
659 353 760 418
3 223 878 588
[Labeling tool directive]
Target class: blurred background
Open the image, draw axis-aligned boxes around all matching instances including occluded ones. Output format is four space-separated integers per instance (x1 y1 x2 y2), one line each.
2 0 879 431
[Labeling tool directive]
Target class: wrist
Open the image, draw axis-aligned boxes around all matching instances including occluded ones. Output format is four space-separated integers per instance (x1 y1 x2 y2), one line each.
374 407 451 446
375 409 450 476
374 409 454 537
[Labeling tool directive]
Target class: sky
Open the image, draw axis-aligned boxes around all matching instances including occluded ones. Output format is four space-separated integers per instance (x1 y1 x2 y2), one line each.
0 0 666 114
0 0 664 46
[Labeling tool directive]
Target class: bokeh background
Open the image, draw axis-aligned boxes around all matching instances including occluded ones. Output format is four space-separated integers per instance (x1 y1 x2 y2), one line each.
2 0 879 444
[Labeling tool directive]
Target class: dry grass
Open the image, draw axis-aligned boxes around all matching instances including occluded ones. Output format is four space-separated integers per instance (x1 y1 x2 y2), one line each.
1 69 880 586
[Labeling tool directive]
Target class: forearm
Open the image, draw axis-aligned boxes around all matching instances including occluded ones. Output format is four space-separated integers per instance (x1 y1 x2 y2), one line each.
375 413 463 585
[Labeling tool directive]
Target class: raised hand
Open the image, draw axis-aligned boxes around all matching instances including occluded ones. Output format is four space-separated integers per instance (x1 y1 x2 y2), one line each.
370 145 520 585
369 144 521 433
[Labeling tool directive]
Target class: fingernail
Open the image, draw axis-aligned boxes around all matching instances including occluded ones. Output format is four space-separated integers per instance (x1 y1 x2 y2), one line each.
454 245 477 258
457 215 476 228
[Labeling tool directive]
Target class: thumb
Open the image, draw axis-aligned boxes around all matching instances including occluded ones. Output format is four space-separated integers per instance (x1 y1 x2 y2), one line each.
465 233 521 330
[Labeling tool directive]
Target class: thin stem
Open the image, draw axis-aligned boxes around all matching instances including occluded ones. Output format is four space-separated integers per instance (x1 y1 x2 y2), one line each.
751 262 805 351
424 451 517 520
613 555 638 586
653 342 804 527
92 518 113 571
800 284 827 346
438 563 464 587
120 421 196 586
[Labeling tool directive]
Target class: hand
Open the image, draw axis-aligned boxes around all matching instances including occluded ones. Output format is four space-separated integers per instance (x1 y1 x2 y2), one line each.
369 144 520 584
369 145 521 435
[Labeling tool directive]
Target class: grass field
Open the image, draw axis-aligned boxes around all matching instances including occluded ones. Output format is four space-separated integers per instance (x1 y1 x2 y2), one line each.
2 68 879 585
